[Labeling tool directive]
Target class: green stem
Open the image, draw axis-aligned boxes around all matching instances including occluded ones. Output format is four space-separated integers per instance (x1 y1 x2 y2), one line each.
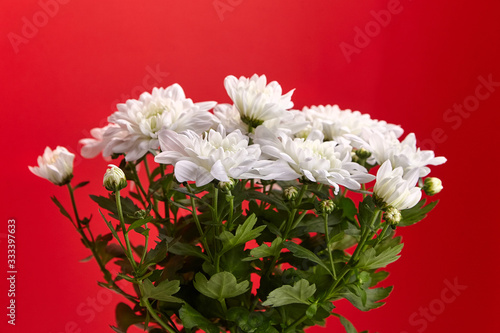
323 213 336 279
67 184 81 229
115 191 137 271
140 224 150 266
284 313 308 332
142 298 177 333
67 185 136 302
160 164 170 221
186 183 213 261
374 222 390 247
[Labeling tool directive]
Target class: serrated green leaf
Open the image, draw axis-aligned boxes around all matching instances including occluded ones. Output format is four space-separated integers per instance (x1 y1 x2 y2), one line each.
243 237 282 261
339 285 393 311
283 241 332 276
141 278 183 303
168 241 209 261
178 303 219 333
262 279 316 307
193 272 249 300
220 214 266 254
357 243 404 270
399 199 438 227
99 208 123 248
339 197 357 222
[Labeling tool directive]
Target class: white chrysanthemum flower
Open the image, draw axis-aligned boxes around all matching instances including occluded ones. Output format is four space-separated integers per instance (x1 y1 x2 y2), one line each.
253 127 375 194
79 124 123 159
368 132 447 177
224 74 294 128
302 105 404 142
154 125 261 186
82 84 217 162
213 104 248 134
29 146 75 186
374 160 421 210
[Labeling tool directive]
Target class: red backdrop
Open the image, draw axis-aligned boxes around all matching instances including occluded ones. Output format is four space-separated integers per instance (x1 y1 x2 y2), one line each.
1 0 499 332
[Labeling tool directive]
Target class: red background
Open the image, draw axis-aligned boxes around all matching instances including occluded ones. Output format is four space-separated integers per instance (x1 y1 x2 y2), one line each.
1 0 499 332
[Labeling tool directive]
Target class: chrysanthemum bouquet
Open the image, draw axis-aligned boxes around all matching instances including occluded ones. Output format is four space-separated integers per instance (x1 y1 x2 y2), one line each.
30 75 446 333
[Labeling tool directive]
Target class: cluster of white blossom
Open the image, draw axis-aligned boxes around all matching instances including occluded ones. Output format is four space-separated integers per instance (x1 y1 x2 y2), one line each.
33 74 445 212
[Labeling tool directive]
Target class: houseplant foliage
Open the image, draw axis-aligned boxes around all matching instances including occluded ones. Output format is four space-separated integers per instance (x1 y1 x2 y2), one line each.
30 75 446 333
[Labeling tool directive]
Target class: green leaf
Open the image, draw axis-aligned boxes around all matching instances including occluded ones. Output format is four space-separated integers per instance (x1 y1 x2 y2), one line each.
73 181 90 190
262 279 316 307
178 303 219 333
339 285 393 311
168 241 209 261
283 241 332 276
51 196 73 222
339 197 357 222
333 313 359 333
193 272 249 300
357 243 404 270
245 190 289 211
243 237 282 261
98 209 123 248
399 199 438 227
142 238 168 266
141 278 183 303
357 196 375 229
114 302 145 333
220 214 266 254
126 216 153 233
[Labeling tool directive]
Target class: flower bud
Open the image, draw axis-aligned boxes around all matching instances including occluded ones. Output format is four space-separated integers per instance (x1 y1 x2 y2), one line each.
318 199 335 214
384 206 401 226
103 164 127 192
423 177 443 196
218 179 235 192
355 148 372 159
283 186 298 201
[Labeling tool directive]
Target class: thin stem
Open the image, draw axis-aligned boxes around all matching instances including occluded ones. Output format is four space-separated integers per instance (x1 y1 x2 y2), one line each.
284 313 308 332
374 222 390 248
186 183 213 261
140 224 150 266
66 185 135 301
323 213 336 279
142 298 177 333
115 191 138 271
67 184 81 229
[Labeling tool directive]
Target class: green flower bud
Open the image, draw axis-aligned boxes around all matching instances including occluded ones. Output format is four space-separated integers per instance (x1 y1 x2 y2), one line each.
384 206 401 225
355 148 372 159
218 179 235 192
423 177 443 196
283 186 298 201
318 199 335 214
103 164 127 192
